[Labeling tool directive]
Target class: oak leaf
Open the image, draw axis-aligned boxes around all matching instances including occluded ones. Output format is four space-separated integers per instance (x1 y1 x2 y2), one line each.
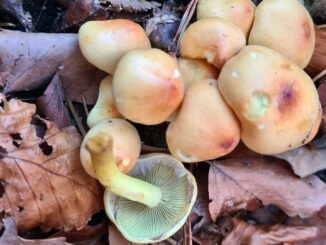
276 147 326 177
0 94 103 232
0 218 68 245
221 218 317 245
0 29 106 104
208 157 326 221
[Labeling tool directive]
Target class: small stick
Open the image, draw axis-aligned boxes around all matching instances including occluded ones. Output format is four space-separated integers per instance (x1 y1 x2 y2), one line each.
312 69 326 83
81 96 89 117
67 97 87 136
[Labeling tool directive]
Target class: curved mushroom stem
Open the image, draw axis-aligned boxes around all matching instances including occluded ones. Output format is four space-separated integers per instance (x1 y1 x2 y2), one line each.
86 134 162 208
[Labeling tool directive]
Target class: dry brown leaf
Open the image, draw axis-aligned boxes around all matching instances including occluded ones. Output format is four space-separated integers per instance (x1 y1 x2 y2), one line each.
191 164 213 233
306 26 326 77
0 29 106 104
0 94 103 232
36 73 70 129
108 225 131 245
54 0 160 31
275 147 326 177
221 218 317 245
319 80 326 133
104 0 160 11
0 218 68 244
54 0 108 31
208 157 326 222
50 217 108 243
0 0 33 31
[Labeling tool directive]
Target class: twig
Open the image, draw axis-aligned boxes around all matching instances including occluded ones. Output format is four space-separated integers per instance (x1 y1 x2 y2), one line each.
81 96 89 117
312 69 326 83
32 0 49 32
0 22 16 27
173 0 199 53
141 144 169 154
67 97 87 136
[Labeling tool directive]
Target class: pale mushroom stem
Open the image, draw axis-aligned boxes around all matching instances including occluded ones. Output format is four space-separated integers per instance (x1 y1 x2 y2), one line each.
86 134 162 208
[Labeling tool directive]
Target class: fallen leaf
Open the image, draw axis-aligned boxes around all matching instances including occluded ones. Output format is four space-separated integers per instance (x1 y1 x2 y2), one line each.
0 0 33 31
208 157 326 222
0 217 68 244
306 26 326 77
108 225 131 245
50 214 108 243
104 0 160 11
191 164 213 233
36 73 71 129
0 29 106 104
287 206 326 245
54 0 160 32
221 218 317 245
0 94 103 232
275 147 326 177
319 80 326 133
54 0 107 31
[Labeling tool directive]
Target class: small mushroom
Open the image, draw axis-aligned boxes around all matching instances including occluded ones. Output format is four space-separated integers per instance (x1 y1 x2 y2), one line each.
87 75 122 128
166 79 240 163
80 119 141 178
112 48 184 125
218 45 321 154
196 0 255 37
104 153 197 243
248 0 315 68
78 19 151 73
180 18 246 69
178 58 219 90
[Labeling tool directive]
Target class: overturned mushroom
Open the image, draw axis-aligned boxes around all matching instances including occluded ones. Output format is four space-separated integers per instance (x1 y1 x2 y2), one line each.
197 0 255 37
180 18 246 69
78 19 151 73
167 79 240 163
112 48 184 125
80 119 141 178
218 45 321 154
87 76 122 128
86 134 197 243
248 0 315 68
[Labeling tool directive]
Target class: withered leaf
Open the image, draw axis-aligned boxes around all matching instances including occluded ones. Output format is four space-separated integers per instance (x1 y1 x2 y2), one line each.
221 218 317 245
0 94 102 232
319 80 326 133
0 0 33 31
103 0 160 11
0 218 68 244
0 29 106 104
208 157 326 222
55 0 160 31
36 73 70 129
275 147 326 177
306 26 326 77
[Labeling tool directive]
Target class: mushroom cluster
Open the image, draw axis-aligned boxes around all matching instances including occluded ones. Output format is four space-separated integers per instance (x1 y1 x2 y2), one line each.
78 19 197 243
78 0 321 242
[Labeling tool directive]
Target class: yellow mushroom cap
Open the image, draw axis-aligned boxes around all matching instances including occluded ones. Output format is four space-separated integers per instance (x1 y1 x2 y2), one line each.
180 18 246 69
248 0 315 68
112 48 184 125
167 79 240 162
197 0 255 37
218 45 321 154
80 119 141 178
78 19 151 73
